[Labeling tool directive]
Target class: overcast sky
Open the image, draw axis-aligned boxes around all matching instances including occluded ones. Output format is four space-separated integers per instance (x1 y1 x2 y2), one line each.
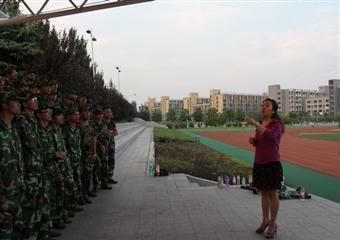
23 0 339 106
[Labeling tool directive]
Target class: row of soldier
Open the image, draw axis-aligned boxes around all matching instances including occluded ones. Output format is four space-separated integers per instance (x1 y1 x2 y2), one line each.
0 64 118 240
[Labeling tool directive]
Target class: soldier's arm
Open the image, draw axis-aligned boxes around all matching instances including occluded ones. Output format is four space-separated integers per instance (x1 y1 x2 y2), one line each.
92 136 97 160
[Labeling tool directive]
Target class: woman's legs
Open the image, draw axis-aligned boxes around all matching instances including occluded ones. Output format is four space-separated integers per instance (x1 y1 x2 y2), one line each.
261 191 270 224
267 189 279 232
257 190 279 232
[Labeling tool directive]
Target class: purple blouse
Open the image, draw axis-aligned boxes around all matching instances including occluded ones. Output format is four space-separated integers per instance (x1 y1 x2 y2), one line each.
254 119 283 165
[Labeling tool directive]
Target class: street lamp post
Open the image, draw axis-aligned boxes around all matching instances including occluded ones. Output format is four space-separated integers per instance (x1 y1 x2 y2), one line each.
116 66 121 92
86 29 97 78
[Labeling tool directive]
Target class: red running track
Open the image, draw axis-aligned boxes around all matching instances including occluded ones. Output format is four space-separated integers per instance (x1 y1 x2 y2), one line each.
197 127 340 178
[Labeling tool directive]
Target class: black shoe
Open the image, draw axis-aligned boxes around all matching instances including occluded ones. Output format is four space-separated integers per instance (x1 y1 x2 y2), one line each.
67 211 75 217
88 191 97 197
62 216 72 224
101 184 112 190
77 198 85 205
83 196 92 204
108 179 118 184
72 205 83 212
53 221 66 230
49 230 62 237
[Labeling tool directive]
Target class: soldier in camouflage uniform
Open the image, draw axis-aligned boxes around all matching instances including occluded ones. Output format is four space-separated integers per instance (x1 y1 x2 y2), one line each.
37 100 64 239
79 105 96 204
103 107 118 184
14 91 42 240
93 106 111 190
0 92 25 240
50 108 73 226
62 105 84 206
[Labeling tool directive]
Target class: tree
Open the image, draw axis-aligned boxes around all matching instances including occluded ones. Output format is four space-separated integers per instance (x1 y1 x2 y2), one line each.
192 107 203 122
151 109 162 122
179 109 191 122
137 105 150 121
235 109 245 122
222 109 235 122
166 108 177 122
204 108 219 127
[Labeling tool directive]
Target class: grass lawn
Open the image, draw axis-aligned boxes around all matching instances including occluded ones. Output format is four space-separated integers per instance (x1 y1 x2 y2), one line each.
298 133 340 142
154 128 252 181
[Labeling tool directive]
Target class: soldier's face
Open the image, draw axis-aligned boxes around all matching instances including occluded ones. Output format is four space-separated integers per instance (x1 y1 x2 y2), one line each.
38 109 51 121
48 94 57 103
7 69 16 80
95 113 103 122
7 100 21 115
26 97 38 111
104 109 112 119
80 111 91 120
78 97 87 105
27 73 36 81
69 111 80 123
54 114 64 125
40 86 50 95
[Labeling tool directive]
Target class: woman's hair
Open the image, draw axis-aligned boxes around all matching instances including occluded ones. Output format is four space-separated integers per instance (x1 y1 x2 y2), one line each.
263 98 285 133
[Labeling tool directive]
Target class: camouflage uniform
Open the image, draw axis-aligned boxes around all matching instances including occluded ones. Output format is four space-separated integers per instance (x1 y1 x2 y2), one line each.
94 121 109 187
37 124 57 239
106 120 117 182
0 118 24 240
14 112 42 240
62 123 82 203
79 120 96 198
50 124 67 224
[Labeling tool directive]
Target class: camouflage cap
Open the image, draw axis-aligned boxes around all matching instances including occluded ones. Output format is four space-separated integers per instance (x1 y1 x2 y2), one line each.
37 77 51 88
19 90 36 102
93 105 103 115
1 64 16 76
0 92 24 104
78 104 91 112
37 100 51 113
64 93 78 101
66 104 79 114
52 107 63 117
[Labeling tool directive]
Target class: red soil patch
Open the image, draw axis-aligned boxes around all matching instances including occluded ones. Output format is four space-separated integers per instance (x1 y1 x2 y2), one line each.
197 127 340 178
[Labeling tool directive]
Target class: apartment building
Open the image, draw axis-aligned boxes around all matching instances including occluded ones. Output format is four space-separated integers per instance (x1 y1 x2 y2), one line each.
183 92 211 114
210 89 263 113
160 96 183 117
329 79 340 116
145 97 160 112
268 85 321 115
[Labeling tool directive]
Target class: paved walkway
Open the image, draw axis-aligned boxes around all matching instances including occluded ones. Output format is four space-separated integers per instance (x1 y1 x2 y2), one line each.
60 123 340 240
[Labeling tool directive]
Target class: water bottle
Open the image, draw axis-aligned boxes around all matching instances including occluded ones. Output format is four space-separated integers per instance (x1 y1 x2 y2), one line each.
225 176 230 188
248 175 253 185
155 164 160 176
232 176 236 185
241 177 246 186
300 187 305 201
217 176 223 188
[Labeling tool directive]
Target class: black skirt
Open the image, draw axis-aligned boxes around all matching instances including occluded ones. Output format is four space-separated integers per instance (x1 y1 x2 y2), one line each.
252 161 283 190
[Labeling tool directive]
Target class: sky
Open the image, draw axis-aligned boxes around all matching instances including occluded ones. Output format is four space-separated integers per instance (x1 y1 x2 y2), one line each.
21 0 340 106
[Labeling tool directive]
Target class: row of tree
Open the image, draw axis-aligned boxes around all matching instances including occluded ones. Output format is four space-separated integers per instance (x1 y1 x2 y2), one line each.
0 1 136 120
137 106 339 128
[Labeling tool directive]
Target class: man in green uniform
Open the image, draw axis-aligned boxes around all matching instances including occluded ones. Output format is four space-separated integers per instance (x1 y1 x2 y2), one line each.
0 92 25 240
50 108 73 225
103 106 118 184
37 101 64 239
14 91 42 240
79 105 96 204
62 105 84 206
93 106 112 191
